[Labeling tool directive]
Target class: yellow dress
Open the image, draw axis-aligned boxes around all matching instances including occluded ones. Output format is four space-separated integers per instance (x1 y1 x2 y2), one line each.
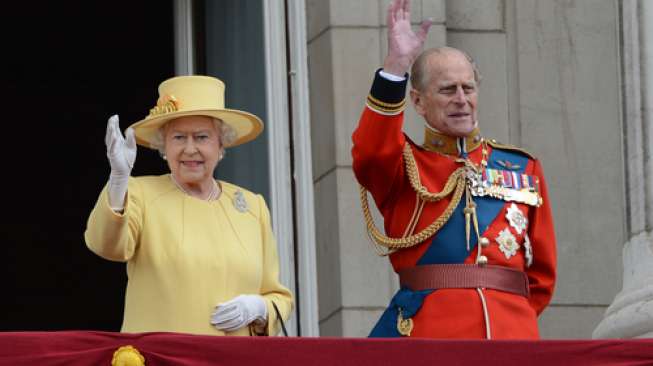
85 174 293 336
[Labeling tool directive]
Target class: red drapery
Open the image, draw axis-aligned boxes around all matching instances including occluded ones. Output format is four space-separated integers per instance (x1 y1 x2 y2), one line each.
1 331 652 366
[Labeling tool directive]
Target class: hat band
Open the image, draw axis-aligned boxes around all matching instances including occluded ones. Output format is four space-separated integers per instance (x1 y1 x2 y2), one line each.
148 95 178 117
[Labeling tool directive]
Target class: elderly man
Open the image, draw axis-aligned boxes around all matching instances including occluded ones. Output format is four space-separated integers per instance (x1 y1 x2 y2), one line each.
352 0 556 339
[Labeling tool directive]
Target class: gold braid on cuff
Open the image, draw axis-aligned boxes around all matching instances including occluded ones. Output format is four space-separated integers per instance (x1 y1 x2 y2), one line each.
366 94 406 113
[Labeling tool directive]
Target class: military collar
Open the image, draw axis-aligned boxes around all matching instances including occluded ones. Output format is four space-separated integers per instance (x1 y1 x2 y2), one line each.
422 126 482 156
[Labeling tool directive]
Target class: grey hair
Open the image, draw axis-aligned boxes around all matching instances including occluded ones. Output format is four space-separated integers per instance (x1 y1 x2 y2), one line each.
410 47 482 92
151 117 237 158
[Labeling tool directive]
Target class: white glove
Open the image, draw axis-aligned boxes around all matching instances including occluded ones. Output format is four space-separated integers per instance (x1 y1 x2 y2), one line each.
211 294 268 332
104 115 136 211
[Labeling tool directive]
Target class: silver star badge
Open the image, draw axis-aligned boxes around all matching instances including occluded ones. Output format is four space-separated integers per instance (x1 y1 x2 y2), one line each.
496 228 520 260
233 190 248 212
506 203 528 235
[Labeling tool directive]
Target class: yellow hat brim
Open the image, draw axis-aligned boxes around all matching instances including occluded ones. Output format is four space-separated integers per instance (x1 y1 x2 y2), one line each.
129 109 264 149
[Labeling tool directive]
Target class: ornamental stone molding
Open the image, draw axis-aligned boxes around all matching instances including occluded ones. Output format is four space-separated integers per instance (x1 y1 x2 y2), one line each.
593 232 653 338
593 0 653 339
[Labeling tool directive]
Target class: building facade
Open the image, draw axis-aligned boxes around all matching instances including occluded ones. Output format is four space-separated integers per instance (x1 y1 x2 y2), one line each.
5 0 650 339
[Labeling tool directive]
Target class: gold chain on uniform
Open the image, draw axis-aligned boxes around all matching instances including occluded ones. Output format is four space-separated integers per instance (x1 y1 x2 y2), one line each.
360 144 468 250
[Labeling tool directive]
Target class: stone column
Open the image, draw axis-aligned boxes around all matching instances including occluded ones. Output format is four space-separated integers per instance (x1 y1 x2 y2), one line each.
593 0 653 339
306 0 447 336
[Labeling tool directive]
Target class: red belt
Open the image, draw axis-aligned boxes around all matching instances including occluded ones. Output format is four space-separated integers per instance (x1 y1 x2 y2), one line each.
398 264 530 298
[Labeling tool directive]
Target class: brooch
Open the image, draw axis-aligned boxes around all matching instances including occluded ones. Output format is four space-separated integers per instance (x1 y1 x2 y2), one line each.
496 228 520 260
233 190 248 212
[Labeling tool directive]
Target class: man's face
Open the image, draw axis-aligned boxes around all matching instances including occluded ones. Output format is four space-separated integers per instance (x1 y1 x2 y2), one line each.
411 52 478 137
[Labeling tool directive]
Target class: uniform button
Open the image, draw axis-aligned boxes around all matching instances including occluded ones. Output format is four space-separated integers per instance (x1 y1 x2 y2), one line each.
480 237 490 247
477 255 488 265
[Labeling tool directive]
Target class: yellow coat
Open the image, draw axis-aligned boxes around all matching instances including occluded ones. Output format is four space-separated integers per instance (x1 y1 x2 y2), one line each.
85 175 293 336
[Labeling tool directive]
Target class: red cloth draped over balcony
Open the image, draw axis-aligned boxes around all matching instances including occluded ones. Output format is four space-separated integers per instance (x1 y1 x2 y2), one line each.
1 331 652 366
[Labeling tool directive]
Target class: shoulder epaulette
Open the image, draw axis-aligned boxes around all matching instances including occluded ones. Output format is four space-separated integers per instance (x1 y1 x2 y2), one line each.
486 139 536 159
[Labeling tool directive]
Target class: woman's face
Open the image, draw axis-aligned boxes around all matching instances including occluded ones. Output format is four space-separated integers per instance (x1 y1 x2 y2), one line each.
163 116 222 186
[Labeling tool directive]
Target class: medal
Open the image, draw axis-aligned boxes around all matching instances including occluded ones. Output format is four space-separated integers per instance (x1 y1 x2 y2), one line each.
472 168 543 207
396 308 413 336
466 167 485 196
496 228 520 260
506 203 528 234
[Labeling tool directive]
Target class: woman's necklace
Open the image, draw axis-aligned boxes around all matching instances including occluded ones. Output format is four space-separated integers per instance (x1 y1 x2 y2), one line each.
169 174 220 201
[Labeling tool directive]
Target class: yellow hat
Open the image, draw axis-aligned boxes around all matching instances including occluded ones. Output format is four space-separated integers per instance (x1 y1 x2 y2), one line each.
129 75 263 148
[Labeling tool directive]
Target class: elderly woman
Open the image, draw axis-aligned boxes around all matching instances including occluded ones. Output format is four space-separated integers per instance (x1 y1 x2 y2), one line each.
85 75 293 336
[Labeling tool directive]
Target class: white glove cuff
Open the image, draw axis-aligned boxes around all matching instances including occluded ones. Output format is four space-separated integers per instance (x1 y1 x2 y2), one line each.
252 296 268 325
107 175 129 211
379 69 407 81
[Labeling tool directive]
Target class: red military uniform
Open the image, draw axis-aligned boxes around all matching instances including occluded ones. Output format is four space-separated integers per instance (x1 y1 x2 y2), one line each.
352 70 556 339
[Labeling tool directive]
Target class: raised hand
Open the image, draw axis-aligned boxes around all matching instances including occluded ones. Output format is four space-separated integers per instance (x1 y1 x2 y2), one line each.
105 115 136 211
383 0 432 76
105 115 136 177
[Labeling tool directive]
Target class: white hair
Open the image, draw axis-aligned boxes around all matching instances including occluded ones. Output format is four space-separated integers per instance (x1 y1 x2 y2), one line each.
151 117 237 159
410 47 482 92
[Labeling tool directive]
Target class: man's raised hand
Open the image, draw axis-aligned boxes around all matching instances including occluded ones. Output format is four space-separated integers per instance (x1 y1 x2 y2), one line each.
383 0 432 77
